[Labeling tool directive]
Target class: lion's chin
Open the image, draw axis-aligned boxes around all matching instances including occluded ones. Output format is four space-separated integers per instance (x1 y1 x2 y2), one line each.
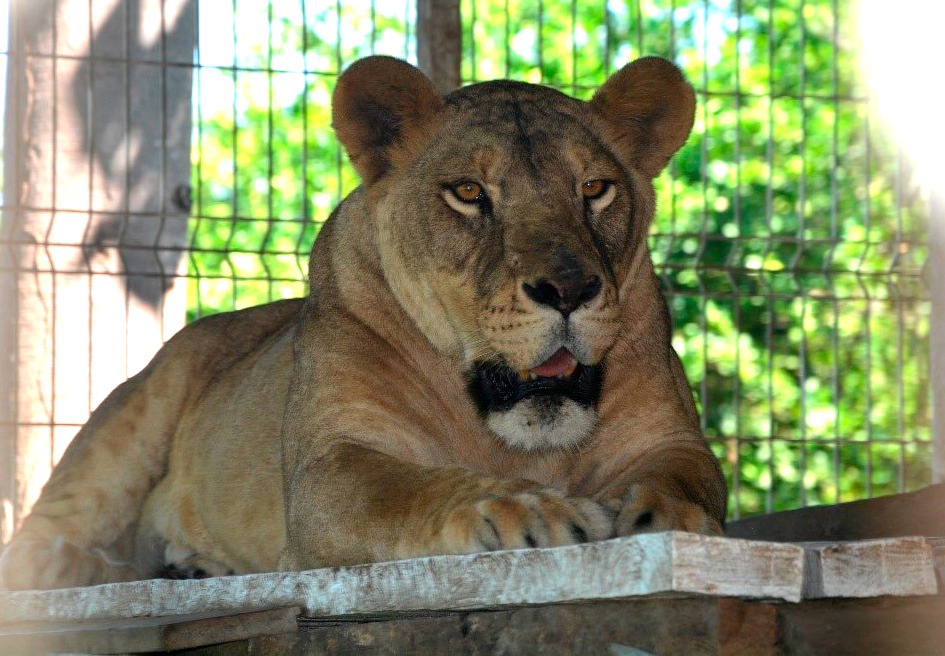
467 358 603 451
486 396 598 451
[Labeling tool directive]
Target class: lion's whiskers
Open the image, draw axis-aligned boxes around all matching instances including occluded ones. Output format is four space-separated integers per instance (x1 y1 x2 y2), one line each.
458 328 501 363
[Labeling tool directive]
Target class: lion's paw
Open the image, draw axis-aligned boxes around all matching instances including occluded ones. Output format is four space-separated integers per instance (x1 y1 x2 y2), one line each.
612 484 722 537
157 542 235 580
440 489 614 554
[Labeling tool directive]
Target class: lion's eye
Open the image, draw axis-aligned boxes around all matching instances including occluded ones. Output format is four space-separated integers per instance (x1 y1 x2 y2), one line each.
452 181 484 203
581 179 609 200
442 180 490 217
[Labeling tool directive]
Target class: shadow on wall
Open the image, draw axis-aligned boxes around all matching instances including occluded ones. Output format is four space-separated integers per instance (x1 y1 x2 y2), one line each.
70 0 196 308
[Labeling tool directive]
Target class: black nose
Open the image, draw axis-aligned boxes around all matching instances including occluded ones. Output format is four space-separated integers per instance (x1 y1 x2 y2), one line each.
522 274 602 316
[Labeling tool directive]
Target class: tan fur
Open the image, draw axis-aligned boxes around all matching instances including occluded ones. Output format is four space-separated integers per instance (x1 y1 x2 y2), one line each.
1 56 726 590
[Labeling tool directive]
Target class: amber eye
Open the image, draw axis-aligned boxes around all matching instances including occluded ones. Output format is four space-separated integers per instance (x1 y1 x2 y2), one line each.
581 179 608 199
453 181 484 203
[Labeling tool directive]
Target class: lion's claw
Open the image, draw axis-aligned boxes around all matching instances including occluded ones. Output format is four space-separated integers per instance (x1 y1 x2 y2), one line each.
613 484 722 536
443 489 614 554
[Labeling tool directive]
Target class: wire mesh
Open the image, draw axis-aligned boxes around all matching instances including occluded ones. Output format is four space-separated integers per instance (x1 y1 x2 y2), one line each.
462 0 931 516
188 0 415 319
0 0 932 527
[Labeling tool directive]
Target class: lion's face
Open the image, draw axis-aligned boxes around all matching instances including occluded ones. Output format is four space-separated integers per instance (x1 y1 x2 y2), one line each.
333 57 695 451
379 86 630 451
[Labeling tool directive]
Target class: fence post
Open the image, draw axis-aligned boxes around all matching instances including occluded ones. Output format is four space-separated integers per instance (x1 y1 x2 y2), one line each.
0 0 196 541
417 0 461 93
931 189 945 484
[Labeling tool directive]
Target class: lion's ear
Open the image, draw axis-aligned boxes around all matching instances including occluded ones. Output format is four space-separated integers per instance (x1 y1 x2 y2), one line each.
332 56 445 185
590 57 695 178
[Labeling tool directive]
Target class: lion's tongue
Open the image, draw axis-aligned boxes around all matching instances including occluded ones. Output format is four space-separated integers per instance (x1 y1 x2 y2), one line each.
529 348 578 379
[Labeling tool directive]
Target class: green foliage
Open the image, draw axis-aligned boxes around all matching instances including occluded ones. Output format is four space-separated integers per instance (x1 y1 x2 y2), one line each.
189 0 931 517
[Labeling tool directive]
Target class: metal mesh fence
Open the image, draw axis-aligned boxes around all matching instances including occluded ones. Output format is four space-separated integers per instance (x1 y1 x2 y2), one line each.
188 1 415 318
460 0 931 516
0 0 932 527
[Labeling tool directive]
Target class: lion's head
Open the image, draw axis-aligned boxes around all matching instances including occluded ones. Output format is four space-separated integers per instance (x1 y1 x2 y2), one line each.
332 56 695 452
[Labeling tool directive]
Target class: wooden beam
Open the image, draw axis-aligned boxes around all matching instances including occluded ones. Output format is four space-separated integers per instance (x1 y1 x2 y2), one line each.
132 597 945 655
931 188 945 484
777 596 945 655
417 0 461 92
294 599 722 656
717 599 780 656
726 483 945 542
0 606 299 654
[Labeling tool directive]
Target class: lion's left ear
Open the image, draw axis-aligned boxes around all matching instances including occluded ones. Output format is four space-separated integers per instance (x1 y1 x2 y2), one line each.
590 57 695 178
332 56 445 185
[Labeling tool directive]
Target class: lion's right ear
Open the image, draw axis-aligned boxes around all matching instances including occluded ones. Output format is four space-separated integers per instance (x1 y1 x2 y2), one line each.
332 56 445 185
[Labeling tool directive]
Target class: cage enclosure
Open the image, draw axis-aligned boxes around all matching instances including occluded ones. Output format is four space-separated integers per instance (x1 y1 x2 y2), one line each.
0 0 942 652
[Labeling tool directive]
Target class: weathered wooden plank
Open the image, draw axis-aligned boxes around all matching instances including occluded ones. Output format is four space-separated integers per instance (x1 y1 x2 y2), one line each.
666 532 803 600
726 484 945 542
184 596 945 656
0 606 299 654
264 599 721 656
802 537 938 599
184 597 945 656
0 533 805 628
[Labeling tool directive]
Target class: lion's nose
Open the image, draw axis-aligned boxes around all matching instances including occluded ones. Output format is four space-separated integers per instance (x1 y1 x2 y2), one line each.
522 273 602 316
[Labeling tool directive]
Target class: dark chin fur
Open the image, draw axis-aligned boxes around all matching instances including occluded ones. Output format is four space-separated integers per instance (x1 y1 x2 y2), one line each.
466 361 603 414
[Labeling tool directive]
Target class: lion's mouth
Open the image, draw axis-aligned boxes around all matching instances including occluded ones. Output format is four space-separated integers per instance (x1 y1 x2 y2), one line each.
517 347 579 381
467 348 603 414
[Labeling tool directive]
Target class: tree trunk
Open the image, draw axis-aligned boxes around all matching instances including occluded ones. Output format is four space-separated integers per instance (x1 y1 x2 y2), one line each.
0 0 196 542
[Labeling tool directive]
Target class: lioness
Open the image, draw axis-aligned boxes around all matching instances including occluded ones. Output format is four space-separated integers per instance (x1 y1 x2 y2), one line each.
1 55 726 590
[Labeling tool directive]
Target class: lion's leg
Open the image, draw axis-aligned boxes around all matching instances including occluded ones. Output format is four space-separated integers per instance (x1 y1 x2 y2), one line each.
280 443 615 571
133 477 236 581
0 353 191 590
0 300 303 591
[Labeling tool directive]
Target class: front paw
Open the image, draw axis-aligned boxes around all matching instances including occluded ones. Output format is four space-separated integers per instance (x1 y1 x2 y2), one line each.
612 484 722 537
440 489 614 554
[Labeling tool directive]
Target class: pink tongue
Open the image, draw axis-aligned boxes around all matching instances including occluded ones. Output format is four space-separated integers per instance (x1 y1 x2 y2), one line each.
531 348 577 378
